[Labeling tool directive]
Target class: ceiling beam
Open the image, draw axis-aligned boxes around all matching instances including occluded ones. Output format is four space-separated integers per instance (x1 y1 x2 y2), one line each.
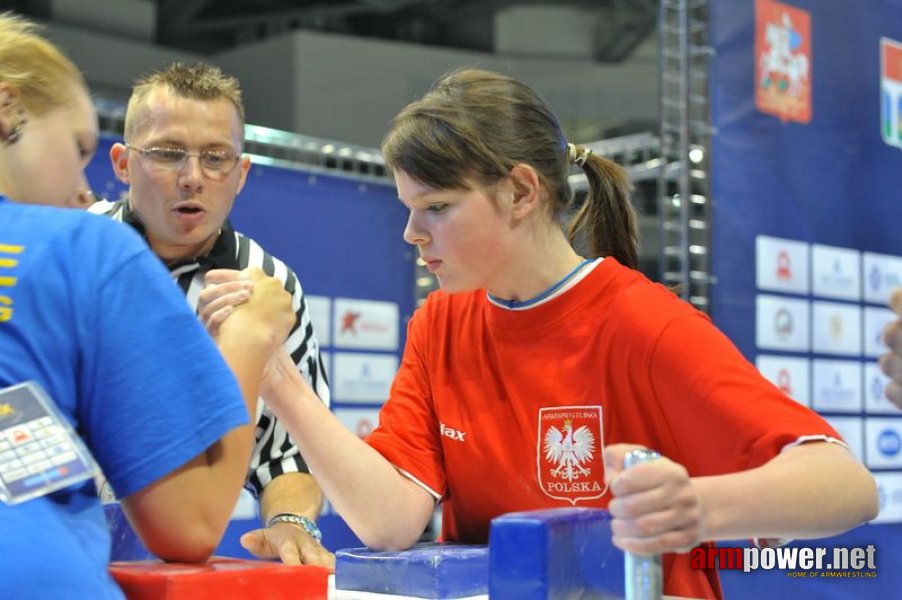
158 0 213 31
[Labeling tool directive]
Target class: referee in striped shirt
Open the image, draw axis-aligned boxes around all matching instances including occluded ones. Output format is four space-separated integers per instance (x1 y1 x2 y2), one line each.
90 62 334 569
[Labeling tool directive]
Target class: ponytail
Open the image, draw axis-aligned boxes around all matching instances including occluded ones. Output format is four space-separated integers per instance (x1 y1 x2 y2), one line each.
566 151 638 270
380 69 639 270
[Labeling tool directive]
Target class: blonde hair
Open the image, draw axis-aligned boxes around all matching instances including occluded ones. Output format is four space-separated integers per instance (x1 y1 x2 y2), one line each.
124 62 245 143
0 12 87 115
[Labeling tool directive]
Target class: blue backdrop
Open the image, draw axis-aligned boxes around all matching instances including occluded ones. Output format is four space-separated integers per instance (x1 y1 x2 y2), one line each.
710 0 902 597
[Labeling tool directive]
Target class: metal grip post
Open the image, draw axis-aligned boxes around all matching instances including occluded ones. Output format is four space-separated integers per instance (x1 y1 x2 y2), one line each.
623 448 663 600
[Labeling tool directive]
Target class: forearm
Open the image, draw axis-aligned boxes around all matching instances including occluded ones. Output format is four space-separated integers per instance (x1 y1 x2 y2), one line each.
121 426 254 563
196 319 285 501
170 328 272 520
694 442 878 542
121 332 272 562
260 472 324 523
262 350 433 549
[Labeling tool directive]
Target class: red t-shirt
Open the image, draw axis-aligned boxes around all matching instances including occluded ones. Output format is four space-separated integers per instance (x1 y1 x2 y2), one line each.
367 258 841 599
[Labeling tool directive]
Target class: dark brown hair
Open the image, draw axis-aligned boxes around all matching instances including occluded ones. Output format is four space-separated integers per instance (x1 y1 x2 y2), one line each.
381 68 637 269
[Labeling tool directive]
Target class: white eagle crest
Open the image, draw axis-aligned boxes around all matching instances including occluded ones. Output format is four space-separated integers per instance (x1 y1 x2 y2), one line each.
543 419 596 481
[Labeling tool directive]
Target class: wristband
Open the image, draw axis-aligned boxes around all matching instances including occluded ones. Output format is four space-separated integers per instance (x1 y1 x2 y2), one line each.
267 512 323 543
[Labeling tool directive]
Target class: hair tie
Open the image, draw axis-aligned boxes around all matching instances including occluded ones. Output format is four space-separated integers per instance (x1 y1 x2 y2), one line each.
566 142 592 167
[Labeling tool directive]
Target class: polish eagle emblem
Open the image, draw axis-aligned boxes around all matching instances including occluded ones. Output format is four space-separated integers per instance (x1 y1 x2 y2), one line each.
543 419 596 481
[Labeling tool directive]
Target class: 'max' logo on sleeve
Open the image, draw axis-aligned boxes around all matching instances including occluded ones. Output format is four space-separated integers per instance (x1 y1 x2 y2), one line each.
439 422 466 442
0 243 24 323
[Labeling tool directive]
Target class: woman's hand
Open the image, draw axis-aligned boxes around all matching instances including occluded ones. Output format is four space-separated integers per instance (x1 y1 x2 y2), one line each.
603 444 705 555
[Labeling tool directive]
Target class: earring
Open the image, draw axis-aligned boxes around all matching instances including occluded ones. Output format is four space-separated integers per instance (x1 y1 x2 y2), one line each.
3 110 27 147
4 123 22 146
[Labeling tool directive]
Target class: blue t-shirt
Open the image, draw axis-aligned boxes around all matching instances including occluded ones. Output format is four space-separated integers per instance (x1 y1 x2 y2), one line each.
0 197 250 599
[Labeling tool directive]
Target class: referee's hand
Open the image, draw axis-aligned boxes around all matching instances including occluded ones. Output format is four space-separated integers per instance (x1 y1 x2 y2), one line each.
200 269 248 339
211 268 295 353
240 523 335 572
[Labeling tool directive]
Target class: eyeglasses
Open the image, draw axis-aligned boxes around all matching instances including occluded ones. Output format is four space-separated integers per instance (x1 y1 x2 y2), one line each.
125 144 241 180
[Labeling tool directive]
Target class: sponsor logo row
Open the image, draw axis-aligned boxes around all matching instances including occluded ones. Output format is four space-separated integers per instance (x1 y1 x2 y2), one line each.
757 356 897 416
757 236 902 303
756 295 893 356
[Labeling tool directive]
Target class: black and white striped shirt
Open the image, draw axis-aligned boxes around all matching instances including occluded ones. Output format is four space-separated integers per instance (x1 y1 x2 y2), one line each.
90 199 330 496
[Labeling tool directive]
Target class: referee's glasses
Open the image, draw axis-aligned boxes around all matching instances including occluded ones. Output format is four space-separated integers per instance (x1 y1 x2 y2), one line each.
125 144 241 180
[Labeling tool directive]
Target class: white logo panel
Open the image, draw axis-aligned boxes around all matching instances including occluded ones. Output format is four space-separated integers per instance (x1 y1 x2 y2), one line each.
863 252 902 305
755 355 810 407
333 407 382 439
811 301 861 356
823 417 863 462
872 472 902 524
863 306 894 358
866 418 902 469
812 359 862 413
756 295 810 352
864 362 901 415
333 298 400 351
333 352 399 403
755 236 809 294
811 244 861 301
305 295 332 347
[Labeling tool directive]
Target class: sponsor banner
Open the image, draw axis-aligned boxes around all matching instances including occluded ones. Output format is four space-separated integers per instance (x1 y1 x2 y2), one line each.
811 301 861 356
754 0 812 123
755 236 809 295
305 295 332 347
873 472 902 524
756 295 809 352
811 245 861 301
755 354 810 406
823 417 863 462
333 407 381 440
863 252 902 305
812 359 862 413
863 306 894 358
864 362 900 415
881 37 902 149
332 352 398 403
866 418 902 469
333 298 400 351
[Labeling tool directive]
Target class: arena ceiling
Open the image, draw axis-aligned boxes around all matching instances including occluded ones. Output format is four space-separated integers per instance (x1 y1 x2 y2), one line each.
2 0 657 60
151 0 658 61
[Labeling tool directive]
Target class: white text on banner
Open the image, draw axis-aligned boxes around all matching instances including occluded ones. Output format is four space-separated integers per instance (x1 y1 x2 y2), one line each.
333 352 398 403
811 244 861 301
812 359 862 413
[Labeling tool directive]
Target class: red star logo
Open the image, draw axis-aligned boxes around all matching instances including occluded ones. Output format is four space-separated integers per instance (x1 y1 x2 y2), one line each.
341 311 361 334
